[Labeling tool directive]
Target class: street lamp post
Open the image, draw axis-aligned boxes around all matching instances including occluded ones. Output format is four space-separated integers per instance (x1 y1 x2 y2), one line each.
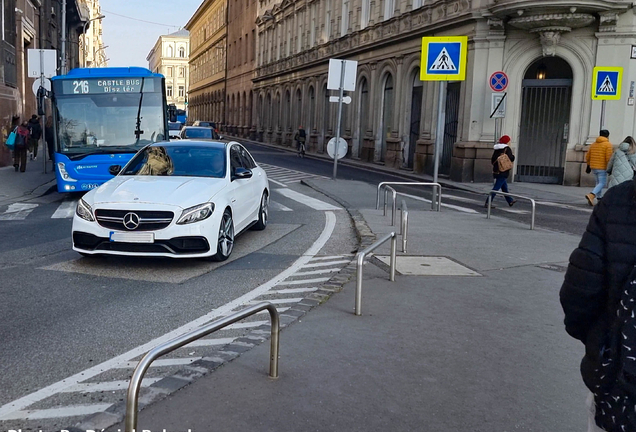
82 14 105 67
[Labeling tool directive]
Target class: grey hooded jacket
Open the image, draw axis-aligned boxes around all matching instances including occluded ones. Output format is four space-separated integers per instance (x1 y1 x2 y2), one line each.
607 141 636 188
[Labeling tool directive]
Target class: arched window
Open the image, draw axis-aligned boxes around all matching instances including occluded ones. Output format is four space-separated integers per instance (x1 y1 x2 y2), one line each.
179 47 186 58
380 74 394 162
284 90 291 130
295 89 302 128
308 86 316 131
167 46 174 57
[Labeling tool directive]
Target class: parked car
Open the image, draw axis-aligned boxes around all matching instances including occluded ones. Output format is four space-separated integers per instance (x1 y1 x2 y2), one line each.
192 120 216 129
180 126 221 140
168 121 183 139
72 141 269 261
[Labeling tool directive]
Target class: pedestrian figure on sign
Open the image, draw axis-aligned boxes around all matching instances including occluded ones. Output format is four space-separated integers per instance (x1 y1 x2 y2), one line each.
294 125 306 158
485 135 516 208
27 114 42 161
561 175 636 432
13 119 30 173
606 136 636 190
585 129 613 206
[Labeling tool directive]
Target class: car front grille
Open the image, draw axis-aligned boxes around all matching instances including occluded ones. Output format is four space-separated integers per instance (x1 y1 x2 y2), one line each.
94 209 174 231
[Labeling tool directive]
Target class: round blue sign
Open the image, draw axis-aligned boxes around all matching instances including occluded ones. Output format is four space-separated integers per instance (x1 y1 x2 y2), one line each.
489 71 508 92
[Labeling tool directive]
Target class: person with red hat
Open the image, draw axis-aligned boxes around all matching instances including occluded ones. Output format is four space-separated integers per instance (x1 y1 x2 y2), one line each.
485 135 517 208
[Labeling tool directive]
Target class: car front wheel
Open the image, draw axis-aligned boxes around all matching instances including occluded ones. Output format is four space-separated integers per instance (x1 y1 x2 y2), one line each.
212 208 234 261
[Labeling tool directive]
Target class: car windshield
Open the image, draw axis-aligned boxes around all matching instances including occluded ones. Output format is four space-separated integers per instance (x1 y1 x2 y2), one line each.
122 145 226 178
54 80 165 154
183 128 213 139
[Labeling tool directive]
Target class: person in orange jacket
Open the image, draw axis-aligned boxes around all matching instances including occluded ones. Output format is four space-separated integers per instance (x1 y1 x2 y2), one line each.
585 129 614 206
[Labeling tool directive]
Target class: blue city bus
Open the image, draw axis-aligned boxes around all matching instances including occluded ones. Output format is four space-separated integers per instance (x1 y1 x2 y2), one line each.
50 67 168 192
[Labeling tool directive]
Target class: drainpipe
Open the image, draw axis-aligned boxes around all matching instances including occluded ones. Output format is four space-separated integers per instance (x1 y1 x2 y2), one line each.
60 0 67 74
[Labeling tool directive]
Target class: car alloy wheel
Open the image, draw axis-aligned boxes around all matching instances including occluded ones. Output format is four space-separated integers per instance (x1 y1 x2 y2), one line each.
252 192 268 231
213 209 234 261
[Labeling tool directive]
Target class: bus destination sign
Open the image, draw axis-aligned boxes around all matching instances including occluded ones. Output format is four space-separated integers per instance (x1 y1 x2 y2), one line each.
61 78 155 95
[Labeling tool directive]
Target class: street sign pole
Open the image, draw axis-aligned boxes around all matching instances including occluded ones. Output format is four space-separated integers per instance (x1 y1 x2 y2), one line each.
600 100 606 130
333 60 345 180
432 81 447 209
39 48 47 174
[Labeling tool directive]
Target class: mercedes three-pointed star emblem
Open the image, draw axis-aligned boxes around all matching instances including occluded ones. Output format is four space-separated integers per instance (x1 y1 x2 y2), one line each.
123 212 141 230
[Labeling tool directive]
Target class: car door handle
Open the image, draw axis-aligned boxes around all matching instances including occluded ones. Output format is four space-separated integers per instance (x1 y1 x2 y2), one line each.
231 199 236 203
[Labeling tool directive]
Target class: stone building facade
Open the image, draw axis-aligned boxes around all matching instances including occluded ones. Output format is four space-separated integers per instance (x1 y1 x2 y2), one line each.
186 0 227 124
242 0 636 186
82 0 106 68
147 29 190 111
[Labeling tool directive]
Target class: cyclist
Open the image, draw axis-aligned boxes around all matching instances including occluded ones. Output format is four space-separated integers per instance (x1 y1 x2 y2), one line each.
294 125 306 158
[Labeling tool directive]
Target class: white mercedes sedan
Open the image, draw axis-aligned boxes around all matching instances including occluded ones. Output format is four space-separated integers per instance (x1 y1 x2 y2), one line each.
72 141 269 261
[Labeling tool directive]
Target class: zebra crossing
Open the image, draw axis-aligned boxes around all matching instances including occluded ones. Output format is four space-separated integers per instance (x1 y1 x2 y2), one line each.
0 254 352 424
258 162 329 186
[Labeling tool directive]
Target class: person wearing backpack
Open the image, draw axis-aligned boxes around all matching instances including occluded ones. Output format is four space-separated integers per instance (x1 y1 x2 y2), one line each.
606 136 636 190
484 135 517 208
27 114 42 160
13 120 30 172
560 177 636 431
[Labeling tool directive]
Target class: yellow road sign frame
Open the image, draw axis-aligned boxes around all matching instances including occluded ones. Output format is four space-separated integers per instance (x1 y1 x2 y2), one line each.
592 66 623 100
420 36 468 81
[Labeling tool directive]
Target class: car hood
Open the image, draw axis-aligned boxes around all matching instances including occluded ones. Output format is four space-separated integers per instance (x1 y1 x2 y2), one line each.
87 176 227 209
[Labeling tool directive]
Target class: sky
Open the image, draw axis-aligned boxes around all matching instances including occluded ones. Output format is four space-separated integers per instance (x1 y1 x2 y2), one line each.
100 0 203 68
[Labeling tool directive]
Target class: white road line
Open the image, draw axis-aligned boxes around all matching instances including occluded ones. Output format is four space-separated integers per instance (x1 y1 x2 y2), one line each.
293 267 341 276
274 174 310 182
444 194 481 204
117 358 203 369
498 208 530 214
399 192 478 214
536 201 593 213
268 178 288 188
254 306 290 315
225 320 269 329
0 211 337 421
302 260 350 268
309 255 347 261
0 203 38 221
278 277 330 285
61 378 163 393
275 188 341 211
187 337 236 347
269 287 319 294
0 404 113 421
269 200 293 212
249 297 304 304
51 200 77 219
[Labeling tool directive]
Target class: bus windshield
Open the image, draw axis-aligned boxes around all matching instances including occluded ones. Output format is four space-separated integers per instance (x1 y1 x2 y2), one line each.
53 78 166 155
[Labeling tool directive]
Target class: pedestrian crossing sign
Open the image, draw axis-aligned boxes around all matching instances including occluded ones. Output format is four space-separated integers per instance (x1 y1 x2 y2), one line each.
420 36 468 81
592 67 622 100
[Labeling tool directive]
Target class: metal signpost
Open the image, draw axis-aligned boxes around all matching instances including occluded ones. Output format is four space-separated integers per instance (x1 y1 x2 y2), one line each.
327 59 357 179
592 66 623 130
27 48 56 173
489 71 508 145
420 36 468 203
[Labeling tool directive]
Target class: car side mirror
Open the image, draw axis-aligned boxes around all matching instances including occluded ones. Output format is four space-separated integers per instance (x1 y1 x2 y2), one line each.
109 165 122 176
233 167 252 180
218 135 224 140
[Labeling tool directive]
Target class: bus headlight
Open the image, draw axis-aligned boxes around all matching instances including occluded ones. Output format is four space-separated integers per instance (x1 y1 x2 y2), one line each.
76 199 95 222
57 163 77 182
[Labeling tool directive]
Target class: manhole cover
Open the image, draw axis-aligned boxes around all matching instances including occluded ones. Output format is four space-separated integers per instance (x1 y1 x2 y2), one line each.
375 256 481 276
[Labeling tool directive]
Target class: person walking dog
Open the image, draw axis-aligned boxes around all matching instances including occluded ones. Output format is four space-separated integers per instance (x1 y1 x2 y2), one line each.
485 135 517 208
606 136 636 190
585 129 613 206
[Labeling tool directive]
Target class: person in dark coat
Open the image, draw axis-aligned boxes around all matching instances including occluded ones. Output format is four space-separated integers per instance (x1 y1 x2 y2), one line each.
13 120 30 172
27 114 42 160
485 135 517 208
561 178 636 431
45 117 55 162
294 125 307 157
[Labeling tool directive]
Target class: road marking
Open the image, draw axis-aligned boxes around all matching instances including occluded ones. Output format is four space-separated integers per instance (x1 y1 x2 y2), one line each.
61 378 163 393
0 404 113 421
268 178 288 188
269 200 293 212
0 211 337 421
276 188 341 211
269 287 319 294
398 192 478 214
309 255 348 261
536 201 593 213
0 203 38 220
117 358 203 369
225 320 269 329
302 260 350 268
187 337 236 347
259 163 329 186
294 267 342 276
248 297 304 304
498 208 530 214
444 194 481 204
51 199 77 219
278 277 330 285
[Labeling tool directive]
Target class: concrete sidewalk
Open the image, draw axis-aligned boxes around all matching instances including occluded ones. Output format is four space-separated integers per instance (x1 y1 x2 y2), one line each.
231 134 591 205
105 178 589 432
0 144 55 205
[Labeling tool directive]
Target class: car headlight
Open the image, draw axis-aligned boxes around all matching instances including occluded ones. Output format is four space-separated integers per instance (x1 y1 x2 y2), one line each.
57 162 77 182
177 203 215 225
76 198 95 222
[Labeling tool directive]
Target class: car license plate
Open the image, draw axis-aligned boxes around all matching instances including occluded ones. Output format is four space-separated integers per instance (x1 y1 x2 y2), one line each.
109 231 155 243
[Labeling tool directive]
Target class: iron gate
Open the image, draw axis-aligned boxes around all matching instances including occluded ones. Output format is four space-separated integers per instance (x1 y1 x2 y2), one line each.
516 79 572 184
441 82 461 175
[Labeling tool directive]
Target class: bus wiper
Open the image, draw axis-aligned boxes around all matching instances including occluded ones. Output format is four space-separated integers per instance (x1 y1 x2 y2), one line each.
134 78 145 143
67 147 139 160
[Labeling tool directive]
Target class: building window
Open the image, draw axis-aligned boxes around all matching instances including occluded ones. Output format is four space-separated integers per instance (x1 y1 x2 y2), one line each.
412 0 423 8
167 85 173 97
166 66 173 77
384 0 394 20
324 0 332 41
179 47 186 57
179 67 184 77
179 86 185 97
360 0 370 29
167 46 173 57
310 4 316 47
341 0 349 35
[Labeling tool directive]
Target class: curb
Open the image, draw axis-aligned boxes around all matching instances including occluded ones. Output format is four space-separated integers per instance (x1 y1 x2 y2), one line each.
65 183 370 432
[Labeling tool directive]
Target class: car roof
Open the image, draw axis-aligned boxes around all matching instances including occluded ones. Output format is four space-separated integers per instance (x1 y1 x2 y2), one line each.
183 126 213 130
151 140 227 149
